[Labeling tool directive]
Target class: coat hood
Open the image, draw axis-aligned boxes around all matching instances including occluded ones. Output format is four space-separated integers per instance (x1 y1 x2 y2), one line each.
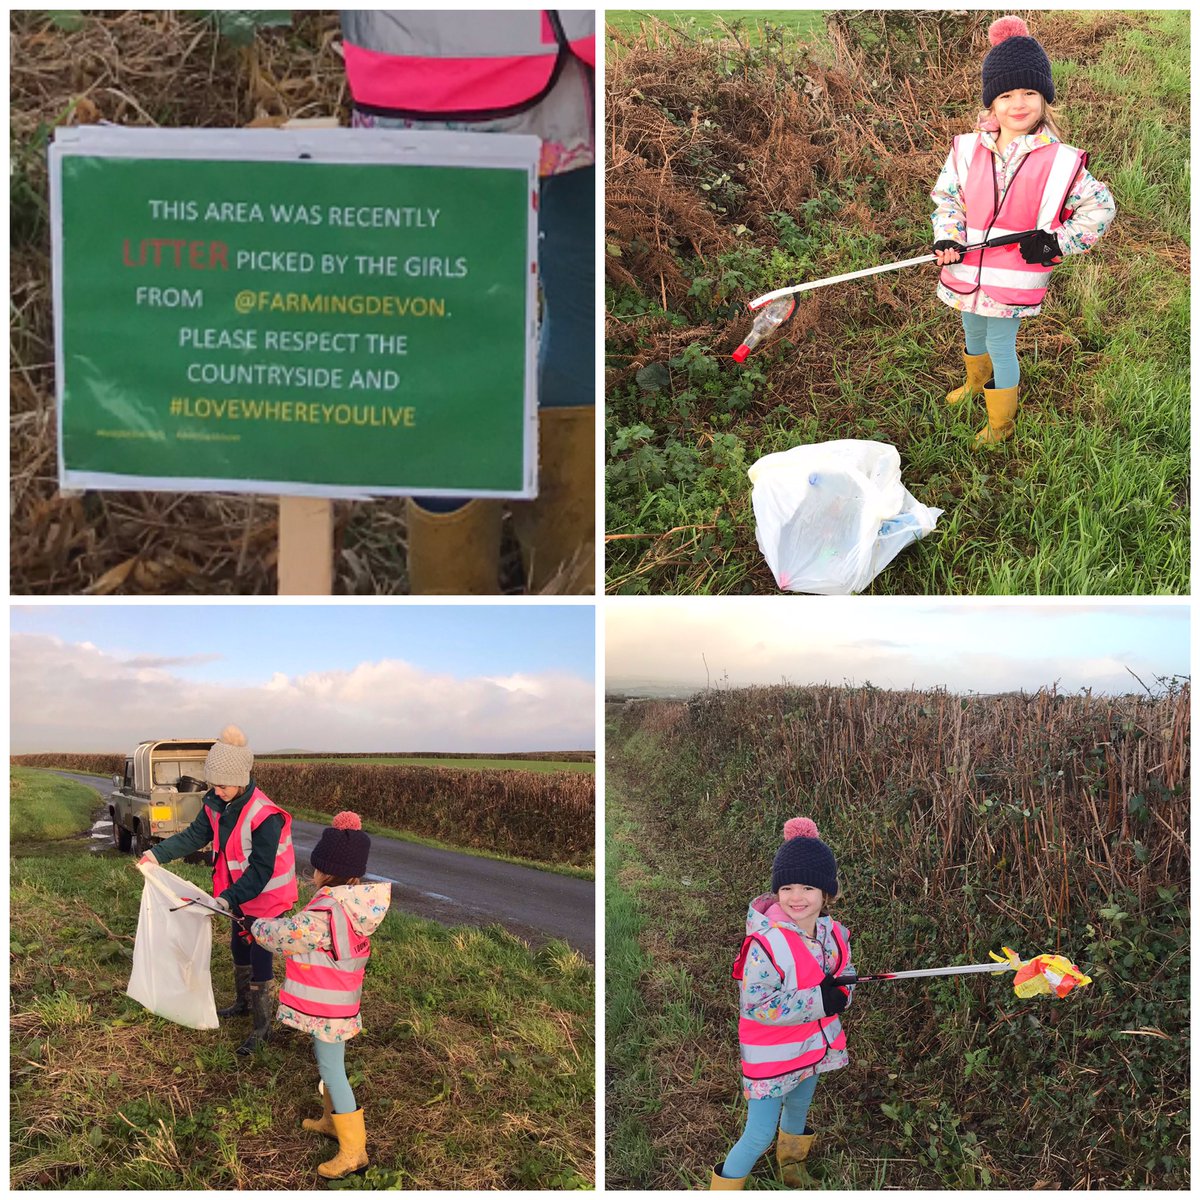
980 126 1058 159
319 882 391 937
744 894 846 948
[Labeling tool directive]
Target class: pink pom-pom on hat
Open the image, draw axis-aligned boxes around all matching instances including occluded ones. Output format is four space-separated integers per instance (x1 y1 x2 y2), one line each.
988 15 1030 45
332 811 362 831
783 816 819 840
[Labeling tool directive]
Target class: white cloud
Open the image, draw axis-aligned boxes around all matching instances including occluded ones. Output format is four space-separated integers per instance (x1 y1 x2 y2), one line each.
10 634 594 754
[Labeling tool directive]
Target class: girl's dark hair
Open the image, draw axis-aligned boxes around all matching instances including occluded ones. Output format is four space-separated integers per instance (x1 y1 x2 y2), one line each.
316 873 359 887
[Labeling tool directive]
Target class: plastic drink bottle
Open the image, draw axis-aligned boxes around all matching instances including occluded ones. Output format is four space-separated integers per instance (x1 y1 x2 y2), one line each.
731 296 796 362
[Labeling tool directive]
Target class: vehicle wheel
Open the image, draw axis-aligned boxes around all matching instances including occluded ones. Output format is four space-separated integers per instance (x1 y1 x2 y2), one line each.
132 822 152 858
112 814 132 852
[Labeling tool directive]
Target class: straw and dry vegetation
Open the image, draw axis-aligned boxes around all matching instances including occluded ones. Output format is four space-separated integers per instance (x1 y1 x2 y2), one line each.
11 753 595 867
605 11 1188 594
12 10 580 595
607 683 1189 1188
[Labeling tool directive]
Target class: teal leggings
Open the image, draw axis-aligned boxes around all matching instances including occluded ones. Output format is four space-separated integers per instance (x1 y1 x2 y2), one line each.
313 1036 356 1115
719 1075 819 1179
961 311 1021 388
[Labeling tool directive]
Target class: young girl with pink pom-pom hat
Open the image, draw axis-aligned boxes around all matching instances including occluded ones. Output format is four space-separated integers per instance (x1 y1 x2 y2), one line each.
711 817 855 1189
931 15 1114 446
251 811 391 1181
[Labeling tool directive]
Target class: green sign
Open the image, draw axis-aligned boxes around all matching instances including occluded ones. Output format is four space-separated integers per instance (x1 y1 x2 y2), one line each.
52 127 539 497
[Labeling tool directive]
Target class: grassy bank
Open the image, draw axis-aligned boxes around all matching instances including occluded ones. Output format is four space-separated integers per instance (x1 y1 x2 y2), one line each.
605 692 1189 1189
607 10 826 45
10 767 100 841
606 10 1189 594
10 776 594 1189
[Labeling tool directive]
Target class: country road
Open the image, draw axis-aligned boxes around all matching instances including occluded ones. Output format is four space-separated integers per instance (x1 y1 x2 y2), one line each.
59 771 595 958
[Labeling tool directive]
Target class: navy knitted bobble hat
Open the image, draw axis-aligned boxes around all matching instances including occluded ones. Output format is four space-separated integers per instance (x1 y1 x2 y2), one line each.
311 811 371 879
771 817 839 897
982 16 1055 108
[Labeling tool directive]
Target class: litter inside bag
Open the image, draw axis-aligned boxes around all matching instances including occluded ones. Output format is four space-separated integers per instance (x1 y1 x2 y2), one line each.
127 863 219 1030
748 439 943 595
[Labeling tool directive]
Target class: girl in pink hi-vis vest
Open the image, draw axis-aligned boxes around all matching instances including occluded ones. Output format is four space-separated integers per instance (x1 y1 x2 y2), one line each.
932 16 1114 446
251 811 391 1181
711 818 854 1190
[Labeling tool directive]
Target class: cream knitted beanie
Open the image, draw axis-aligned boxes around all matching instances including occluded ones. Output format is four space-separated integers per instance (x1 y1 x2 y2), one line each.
204 724 254 788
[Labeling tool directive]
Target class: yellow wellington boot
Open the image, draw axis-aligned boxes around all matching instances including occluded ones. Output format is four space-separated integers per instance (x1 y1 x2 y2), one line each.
946 351 992 405
301 1085 336 1139
974 384 1019 447
404 499 503 594
508 405 596 594
776 1128 817 1187
316 1108 369 1179
709 1166 748 1189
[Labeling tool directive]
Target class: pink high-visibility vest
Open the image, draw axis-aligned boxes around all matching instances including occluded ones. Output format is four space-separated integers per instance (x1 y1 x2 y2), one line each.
280 894 372 1019
733 922 850 1080
940 133 1086 307
209 787 297 919
342 11 595 120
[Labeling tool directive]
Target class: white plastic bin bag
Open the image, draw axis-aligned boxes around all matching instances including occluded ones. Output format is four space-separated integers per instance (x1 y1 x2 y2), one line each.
127 863 220 1029
748 439 943 594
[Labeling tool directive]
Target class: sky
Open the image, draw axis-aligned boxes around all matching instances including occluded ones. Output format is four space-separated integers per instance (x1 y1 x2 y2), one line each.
10 605 595 753
606 602 1189 696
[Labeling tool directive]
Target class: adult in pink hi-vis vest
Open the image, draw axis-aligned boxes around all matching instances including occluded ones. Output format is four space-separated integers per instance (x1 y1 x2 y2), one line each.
253 811 391 1182
931 16 1114 446
341 11 596 596
712 819 854 1190
140 724 296 1056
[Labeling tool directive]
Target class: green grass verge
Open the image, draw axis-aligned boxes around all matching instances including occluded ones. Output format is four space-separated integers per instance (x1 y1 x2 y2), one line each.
606 10 1189 595
11 841 594 1189
11 766 101 842
606 9 827 45
287 804 594 881
268 756 594 775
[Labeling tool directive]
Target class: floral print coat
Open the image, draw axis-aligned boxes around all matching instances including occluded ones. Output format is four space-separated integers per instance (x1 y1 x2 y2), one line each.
738 895 855 1101
252 882 391 1043
930 125 1116 318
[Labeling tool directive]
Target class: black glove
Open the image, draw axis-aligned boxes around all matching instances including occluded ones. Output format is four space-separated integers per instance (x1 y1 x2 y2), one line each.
933 239 966 254
819 973 849 1016
1018 229 1062 266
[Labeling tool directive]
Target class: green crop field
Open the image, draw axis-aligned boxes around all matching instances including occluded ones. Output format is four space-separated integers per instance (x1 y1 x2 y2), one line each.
606 10 1189 595
10 769 594 1190
607 9 827 45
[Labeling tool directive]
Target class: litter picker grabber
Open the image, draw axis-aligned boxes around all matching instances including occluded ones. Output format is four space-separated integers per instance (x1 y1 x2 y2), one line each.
831 946 1092 999
138 860 232 919
746 229 1042 310
732 229 1042 363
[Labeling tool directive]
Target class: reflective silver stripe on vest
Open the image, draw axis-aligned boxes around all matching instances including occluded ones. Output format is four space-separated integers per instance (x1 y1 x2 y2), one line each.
954 132 980 194
225 793 294 883
281 978 367 1006
342 10 593 60
760 927 799 989
1037 144 1084 228
742 1022 840 1065
290 949 372 971
323 901 358 959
